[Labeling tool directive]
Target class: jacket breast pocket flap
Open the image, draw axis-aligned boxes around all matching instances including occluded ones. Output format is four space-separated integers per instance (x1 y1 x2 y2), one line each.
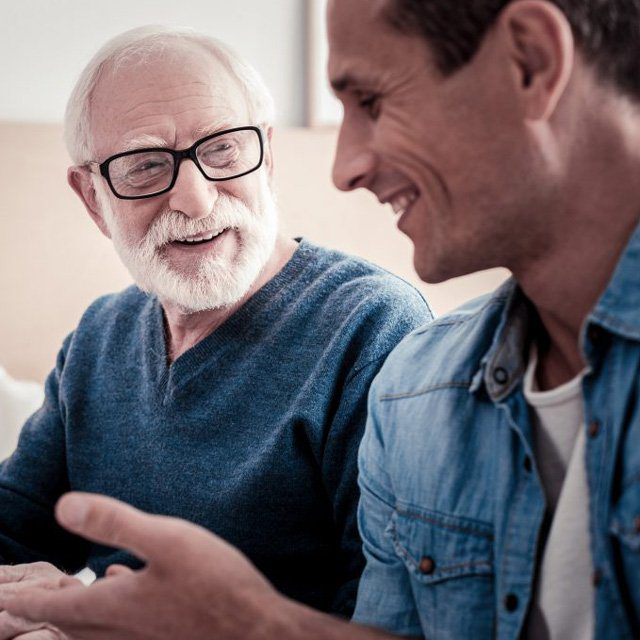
389 506 494 586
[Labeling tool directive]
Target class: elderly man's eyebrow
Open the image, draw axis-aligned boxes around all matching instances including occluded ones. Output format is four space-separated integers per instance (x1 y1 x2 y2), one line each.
192 121 238 139
121 134 169 152
119 122 239 154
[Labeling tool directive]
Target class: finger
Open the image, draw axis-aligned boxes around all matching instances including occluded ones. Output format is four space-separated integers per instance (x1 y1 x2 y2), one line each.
0 587 91 629
104 565 133 578
0 609 43 638
0 577 69 599
58 578 82 590
0 566 29 585
1 576 130 633
0 564 63 587
11 631 65 640
55 493 216 571
0 581 26 598
55 493 183 565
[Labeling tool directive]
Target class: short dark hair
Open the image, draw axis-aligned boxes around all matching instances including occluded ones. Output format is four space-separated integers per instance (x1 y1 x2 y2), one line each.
385 0 640 100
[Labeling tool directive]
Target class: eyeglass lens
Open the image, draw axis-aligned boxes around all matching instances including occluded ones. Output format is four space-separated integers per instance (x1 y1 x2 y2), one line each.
107 128 261 198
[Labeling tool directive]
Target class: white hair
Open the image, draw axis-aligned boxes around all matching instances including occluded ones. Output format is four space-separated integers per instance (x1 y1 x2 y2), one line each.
64 25 276 164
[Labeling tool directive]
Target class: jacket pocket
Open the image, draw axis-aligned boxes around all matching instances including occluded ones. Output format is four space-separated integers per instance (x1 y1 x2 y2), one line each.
388 505 495 639
390 506 494 583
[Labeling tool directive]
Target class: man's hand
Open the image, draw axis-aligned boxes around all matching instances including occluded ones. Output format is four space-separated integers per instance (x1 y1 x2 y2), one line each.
0 494 396 640
0 562 75 640
0 493 287 640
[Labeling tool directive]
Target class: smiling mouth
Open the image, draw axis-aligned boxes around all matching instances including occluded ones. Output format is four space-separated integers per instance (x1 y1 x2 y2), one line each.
388 188 420 217
171 228 229 247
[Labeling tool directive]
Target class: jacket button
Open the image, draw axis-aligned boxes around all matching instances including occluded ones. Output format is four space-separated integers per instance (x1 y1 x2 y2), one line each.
504 593 519 612
592 569 603 587
523 456 533 473
493 367 509 385
419 556 435 575
588 421 600 438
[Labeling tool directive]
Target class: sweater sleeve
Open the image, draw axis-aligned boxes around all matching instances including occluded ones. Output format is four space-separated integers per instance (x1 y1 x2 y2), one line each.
0 339 90 571
320 293 433 618
319 358 386 617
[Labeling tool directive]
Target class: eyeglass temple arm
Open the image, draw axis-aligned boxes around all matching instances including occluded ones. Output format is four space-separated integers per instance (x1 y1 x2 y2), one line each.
82 161 101 175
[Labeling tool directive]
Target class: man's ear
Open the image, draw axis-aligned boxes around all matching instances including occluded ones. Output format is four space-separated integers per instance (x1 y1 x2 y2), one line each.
498 0 575 120
67 167 112 239
264 126 275 182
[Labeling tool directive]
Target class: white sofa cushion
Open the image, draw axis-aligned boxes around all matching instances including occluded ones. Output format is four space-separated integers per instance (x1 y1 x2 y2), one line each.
0 367 44 460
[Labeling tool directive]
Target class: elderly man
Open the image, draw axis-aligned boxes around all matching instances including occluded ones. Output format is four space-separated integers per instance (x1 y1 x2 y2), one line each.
0 24 431 638
4 0 640 638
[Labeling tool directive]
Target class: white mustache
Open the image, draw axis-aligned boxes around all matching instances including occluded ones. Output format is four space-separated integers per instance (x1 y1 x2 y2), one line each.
143 195 251 249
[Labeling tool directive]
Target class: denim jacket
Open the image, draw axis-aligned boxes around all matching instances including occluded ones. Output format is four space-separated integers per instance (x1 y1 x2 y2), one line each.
352 224 640 639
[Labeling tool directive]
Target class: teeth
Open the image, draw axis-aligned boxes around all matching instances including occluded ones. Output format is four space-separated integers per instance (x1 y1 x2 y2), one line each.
178 229 225 243
390 190 418 216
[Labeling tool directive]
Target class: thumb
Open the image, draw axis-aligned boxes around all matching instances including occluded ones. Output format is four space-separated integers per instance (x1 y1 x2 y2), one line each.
105 564 134 578
55 493 182 566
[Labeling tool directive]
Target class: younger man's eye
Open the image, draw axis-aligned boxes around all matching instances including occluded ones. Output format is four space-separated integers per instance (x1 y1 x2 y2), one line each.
358 94 381 119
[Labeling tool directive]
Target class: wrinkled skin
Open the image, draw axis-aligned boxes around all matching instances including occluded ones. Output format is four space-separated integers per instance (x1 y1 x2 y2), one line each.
0 562 75 640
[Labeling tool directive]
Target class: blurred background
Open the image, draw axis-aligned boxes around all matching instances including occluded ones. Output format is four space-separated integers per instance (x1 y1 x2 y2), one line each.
0 0 508 385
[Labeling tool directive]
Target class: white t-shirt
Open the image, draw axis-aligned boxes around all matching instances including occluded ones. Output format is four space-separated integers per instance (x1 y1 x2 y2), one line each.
523 346 594 640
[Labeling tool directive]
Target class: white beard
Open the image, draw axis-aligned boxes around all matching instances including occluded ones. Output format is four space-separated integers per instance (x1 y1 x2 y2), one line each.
96 186 279 313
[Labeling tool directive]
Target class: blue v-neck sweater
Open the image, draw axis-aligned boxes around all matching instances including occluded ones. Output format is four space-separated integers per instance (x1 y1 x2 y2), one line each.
0 239 431 615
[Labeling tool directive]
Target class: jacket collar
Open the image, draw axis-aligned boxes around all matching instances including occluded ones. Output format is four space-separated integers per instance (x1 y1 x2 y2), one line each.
471 220 640 402
470 279 534 403
589 220 640 342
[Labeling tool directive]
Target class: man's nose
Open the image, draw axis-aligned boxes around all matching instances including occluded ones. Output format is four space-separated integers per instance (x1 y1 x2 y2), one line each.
167 159 218 219
332 122 376 192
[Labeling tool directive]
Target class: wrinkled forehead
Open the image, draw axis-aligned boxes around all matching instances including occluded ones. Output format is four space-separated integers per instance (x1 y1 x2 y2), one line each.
89 43 250 157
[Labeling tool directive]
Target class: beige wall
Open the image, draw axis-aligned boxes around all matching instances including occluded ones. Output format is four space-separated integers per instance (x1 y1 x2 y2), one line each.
0 122 508 383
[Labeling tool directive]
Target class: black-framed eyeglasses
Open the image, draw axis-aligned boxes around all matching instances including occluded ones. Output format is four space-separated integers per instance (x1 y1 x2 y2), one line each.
86 125 265 200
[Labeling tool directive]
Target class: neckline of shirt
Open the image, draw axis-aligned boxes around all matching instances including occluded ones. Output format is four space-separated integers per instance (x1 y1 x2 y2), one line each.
523 343 587 408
